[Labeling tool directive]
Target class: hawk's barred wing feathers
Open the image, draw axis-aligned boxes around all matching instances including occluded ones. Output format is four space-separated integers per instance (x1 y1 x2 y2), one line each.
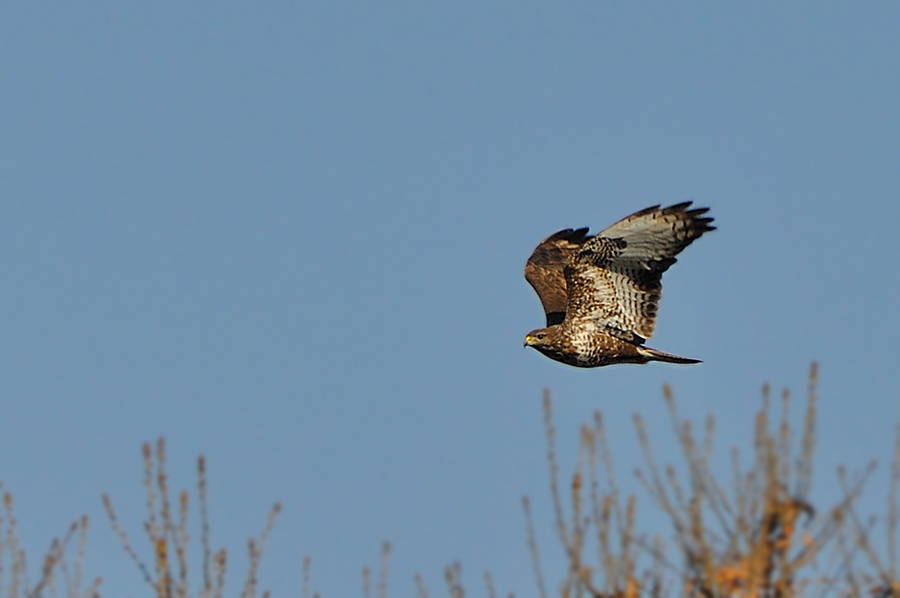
563 202 714 341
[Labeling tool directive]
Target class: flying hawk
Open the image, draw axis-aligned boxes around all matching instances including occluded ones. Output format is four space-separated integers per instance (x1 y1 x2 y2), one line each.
524 202 714 367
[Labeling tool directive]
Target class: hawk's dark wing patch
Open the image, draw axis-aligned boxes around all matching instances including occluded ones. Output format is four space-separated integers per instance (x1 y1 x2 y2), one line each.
524 228 590 326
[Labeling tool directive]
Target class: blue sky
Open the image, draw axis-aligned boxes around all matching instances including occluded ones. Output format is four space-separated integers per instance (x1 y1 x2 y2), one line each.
2 3 899 596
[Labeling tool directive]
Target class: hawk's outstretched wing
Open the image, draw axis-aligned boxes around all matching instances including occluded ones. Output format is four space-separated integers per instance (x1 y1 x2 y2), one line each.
524 228 590 326
563 202 714 342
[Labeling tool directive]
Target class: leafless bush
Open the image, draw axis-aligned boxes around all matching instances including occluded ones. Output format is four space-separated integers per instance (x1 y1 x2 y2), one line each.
103 438 280 598
0 488 99 598
528 362 900 597
8 364 900 598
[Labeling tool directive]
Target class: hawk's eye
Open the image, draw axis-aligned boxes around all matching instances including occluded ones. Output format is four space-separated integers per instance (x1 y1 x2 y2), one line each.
537 333 546 340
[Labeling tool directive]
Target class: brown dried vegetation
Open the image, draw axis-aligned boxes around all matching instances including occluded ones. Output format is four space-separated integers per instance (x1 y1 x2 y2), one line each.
0 491 99 598
4 364 900 597
103 438 281 598
527 363 900 597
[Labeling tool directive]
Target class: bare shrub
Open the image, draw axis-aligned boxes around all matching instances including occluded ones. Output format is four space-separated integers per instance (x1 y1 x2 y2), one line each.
103 438 280 598
528 362 900 597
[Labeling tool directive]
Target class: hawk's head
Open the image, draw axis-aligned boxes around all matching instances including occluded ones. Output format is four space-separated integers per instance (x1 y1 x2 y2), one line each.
524 326 566 355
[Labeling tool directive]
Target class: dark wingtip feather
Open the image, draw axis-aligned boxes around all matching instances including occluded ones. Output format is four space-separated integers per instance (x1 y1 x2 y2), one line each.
664 201 695 212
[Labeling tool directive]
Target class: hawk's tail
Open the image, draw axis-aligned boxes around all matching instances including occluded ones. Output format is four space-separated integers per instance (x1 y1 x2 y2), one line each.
637 346 702 365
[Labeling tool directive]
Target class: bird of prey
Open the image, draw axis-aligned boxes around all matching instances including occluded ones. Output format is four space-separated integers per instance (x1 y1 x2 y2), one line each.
524 202 714 367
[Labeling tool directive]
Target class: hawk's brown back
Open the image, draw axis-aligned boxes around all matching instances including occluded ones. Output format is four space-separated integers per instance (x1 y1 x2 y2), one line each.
524 228 590 326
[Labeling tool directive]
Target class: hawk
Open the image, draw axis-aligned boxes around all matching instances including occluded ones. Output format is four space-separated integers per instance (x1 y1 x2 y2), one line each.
524 202 714 367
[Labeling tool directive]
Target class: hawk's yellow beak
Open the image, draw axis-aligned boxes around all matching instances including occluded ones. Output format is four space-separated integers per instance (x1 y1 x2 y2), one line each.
524 335 533 347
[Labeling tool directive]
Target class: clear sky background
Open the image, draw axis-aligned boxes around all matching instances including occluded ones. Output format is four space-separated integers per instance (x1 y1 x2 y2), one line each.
2 4 899 597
